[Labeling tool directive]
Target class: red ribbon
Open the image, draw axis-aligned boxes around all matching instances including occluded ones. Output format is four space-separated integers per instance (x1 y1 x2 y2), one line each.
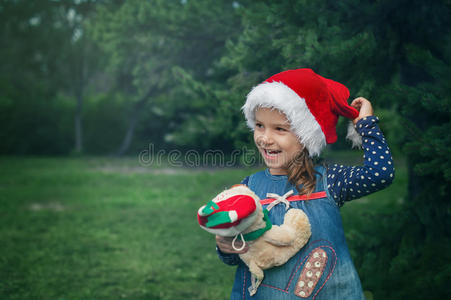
260 191 327 205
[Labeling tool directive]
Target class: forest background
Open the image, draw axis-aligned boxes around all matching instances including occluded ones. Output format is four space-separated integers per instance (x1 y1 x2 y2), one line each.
0 0 450 299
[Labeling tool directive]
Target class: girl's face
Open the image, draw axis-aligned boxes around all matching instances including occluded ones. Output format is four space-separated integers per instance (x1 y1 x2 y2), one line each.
253 107 304 175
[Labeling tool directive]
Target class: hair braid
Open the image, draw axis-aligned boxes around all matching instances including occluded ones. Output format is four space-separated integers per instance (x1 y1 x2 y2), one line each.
286 147 316 195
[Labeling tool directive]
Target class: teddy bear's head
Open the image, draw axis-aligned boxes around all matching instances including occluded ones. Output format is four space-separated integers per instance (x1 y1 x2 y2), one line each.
197 184 263 237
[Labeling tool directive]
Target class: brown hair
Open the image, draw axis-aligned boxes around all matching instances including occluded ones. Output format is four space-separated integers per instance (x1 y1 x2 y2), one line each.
286 147 317 195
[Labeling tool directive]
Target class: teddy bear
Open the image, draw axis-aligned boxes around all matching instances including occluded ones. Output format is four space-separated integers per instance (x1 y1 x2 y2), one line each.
197 184 311 296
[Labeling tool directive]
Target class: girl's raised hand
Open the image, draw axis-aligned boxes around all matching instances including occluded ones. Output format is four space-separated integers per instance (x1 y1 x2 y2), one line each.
216 235 249 254
351 97 374 124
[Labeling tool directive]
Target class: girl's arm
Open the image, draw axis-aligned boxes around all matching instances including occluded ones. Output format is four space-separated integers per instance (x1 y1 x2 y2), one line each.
327 98 395 206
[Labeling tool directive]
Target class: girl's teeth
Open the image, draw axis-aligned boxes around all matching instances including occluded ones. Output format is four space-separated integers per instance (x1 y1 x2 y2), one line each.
266 150 280 155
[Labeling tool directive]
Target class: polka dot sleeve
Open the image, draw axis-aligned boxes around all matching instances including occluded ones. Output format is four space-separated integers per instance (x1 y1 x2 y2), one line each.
326 116 395 206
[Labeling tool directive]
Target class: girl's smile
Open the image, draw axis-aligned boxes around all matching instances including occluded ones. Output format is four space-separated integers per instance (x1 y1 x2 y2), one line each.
253 107 304 175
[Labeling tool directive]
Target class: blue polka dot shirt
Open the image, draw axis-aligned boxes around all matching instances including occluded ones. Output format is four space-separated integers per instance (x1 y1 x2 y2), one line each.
326 116 395 206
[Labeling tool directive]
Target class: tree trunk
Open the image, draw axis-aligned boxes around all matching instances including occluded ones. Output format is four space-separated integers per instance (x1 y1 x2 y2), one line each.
73 38 88 155
115 110 138 156
115 87 156 156
74 91 83 154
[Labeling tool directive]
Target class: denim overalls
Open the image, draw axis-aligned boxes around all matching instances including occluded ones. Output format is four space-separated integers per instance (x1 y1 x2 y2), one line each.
230 166 365 300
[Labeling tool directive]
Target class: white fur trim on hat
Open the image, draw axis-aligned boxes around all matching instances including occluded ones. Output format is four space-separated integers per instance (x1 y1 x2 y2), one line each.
242 81 326 157
346 121 362 149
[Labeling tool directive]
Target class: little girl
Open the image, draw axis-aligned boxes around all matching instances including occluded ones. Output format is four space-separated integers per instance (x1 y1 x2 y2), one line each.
216 69 394 299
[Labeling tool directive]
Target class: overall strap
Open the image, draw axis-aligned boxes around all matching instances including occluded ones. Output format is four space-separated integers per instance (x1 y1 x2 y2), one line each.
313 165 327 192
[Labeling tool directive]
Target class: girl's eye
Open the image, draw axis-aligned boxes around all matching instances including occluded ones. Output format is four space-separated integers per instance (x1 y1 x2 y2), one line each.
256 123 263 128
276 127 286 132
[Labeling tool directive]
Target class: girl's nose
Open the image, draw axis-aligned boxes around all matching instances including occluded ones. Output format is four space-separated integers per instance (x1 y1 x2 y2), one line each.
256 133 274 147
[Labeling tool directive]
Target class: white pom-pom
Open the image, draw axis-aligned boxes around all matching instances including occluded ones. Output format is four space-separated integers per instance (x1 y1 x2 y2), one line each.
229 210 238 222
346 121 362 149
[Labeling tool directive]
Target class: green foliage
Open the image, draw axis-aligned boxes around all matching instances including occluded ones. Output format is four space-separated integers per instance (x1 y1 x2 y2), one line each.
209 1 451 298
379 39 451 298
0 89 73 155
0 0 100 155
90 0 243 153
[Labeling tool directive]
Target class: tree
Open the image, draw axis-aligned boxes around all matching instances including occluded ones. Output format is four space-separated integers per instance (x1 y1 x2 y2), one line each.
91 0 242 155
0 0 75 154
0 0 101 155
62 2 102 154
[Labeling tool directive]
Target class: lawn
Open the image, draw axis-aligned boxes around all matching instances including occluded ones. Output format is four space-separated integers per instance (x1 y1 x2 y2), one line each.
0 154 406 300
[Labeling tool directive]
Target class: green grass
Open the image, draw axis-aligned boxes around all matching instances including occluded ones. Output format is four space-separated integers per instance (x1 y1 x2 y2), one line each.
0 154 407 299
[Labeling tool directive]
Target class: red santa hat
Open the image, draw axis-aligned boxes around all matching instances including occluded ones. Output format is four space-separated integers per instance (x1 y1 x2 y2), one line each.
242 68 362 156
197 184 261 237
